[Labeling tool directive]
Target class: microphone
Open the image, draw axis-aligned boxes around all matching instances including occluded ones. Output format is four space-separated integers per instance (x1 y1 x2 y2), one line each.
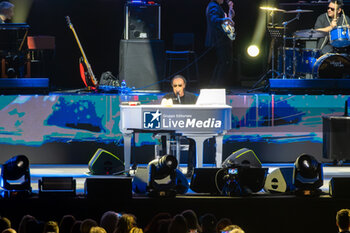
176 92 181 104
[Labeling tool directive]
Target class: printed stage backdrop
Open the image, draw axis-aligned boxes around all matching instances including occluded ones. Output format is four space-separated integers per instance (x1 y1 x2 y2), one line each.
0 93 347 164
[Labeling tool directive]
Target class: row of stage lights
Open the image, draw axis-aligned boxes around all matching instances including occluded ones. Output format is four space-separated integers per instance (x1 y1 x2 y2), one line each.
0 150 326 198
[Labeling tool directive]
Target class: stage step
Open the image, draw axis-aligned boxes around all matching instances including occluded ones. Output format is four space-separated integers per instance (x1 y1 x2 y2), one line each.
269 79 350 93
0 78 49 94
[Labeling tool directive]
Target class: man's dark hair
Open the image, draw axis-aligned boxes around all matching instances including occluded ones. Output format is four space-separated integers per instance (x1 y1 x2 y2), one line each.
331 0 344 8
336 209 350 231
171 75 187 86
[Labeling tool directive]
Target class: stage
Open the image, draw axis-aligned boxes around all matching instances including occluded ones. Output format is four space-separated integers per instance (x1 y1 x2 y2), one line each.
0 89 349 233
2 0 350 231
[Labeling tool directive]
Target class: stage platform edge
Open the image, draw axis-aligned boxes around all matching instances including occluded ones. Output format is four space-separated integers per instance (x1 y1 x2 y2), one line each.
0 78 49 94
269 79 350 93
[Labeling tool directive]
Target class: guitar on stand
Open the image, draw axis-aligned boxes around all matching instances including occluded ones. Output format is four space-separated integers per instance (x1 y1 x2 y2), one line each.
65 16 98 90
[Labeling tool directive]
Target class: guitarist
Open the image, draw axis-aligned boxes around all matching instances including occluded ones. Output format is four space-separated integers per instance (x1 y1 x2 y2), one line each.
205 0 236 86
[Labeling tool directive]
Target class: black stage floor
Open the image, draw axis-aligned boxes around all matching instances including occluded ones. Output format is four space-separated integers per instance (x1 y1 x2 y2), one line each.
1 164 350 233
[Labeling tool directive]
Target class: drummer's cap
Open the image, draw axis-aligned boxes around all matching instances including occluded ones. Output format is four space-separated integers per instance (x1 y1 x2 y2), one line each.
331 0 344 8
0 2 14 12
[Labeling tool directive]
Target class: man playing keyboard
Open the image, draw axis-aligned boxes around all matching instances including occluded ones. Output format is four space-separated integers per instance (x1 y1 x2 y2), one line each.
162 75 197 177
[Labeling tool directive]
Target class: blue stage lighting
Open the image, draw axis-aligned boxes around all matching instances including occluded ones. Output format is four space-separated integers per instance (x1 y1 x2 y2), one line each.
1 155 31 198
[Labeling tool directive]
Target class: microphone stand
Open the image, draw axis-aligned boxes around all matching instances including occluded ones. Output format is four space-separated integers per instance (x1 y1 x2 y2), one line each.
280 12 300 79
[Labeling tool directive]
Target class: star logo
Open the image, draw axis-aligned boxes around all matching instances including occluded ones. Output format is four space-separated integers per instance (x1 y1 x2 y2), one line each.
143 110 161 129
150 110 161 122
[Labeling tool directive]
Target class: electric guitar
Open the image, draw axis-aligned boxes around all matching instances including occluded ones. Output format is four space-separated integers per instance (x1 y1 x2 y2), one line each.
65 16 98 88
221 0 236 40
221 19 236 40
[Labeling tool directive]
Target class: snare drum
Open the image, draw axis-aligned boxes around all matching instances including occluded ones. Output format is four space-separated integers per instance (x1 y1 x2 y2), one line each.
330 26 350 48
312 53 350 79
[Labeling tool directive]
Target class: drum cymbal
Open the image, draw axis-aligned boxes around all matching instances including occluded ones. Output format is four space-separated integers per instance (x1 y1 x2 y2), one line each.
260 6 286 12
286 9 314 13
294 29 327 38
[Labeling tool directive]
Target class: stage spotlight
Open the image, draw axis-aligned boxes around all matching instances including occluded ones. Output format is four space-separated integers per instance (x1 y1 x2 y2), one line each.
247 45 260 57
293 153 323 196
246 8 266 58
132 156 188 197
147 154 178 197
1 155 32 198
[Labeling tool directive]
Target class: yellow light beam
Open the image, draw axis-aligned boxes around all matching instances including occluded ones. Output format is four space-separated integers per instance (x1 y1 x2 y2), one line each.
247 3 279 57
12 0 33 23
251 11 267 46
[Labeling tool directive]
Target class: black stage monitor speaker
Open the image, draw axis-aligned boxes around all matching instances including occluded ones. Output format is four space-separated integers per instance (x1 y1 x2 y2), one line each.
329 177 350 197
222 148 262 168
88 149 124 175
190 168 222 194
264 167 295 193
124 3 161 40
39 177 76 197
119 39 165 90
38 177 76 196
323 116 350 161
85 177 132 200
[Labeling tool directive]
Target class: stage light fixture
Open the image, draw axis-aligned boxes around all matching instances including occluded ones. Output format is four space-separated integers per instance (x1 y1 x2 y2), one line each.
1 155 32 198
246 7 266 58
247 45 260 57
293 153 323 196
147 154 178 197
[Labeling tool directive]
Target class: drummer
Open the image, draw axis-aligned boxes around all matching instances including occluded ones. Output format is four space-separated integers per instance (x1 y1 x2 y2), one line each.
314 0 350 54
0 1 14 24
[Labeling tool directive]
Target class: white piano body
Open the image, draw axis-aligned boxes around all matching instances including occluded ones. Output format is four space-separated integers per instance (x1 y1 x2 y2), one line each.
120 104 232 171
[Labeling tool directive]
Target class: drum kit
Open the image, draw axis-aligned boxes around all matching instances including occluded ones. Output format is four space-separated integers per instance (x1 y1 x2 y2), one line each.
260 6 350 80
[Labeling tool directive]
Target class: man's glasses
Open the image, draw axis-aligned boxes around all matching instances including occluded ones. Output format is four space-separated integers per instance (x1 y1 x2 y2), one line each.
328 7 335 11
173 84 183 87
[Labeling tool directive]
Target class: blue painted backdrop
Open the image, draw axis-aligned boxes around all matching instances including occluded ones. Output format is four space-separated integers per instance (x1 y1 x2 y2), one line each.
0 93 347 164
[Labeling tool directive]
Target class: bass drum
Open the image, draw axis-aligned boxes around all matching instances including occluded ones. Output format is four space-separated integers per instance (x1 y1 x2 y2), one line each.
312 53 350 79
